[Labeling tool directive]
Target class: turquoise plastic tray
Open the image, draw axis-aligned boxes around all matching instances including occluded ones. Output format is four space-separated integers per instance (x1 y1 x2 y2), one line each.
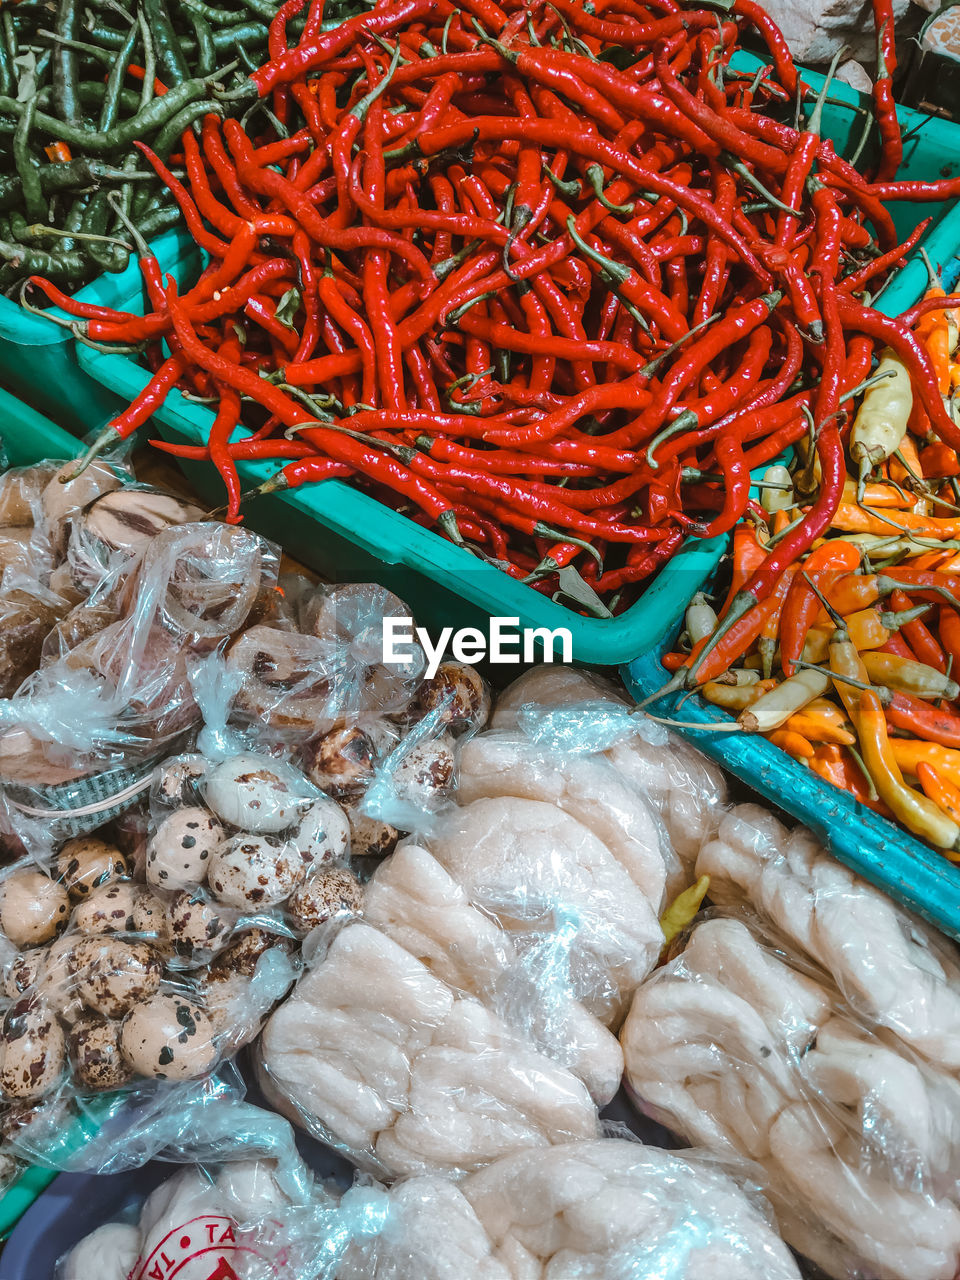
74 64 960 665
0 255 156 439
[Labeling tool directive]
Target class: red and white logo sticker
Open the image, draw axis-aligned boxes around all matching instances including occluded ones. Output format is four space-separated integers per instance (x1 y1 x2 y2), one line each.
129 1214 292 1280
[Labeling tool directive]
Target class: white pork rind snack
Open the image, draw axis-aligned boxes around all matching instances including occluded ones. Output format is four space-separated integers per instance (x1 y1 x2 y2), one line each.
622 908 960 1280
337 1139 801 1280
491 666 727 870
698 802 960 1071
258 919 600 1178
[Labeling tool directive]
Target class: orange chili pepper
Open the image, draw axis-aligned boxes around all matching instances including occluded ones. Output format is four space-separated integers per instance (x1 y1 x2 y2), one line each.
779 540 861 677
808 744 892 815
920 443 960 480
125 64 168 95
771 509 792 536
890 434 924 486
718 525 768 620
767 728 815 760
916 287 952 397
784 712 856 746
43 142 72 163
916 760 960 827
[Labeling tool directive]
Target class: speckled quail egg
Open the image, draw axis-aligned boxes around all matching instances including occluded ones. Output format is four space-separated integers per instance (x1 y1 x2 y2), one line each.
2 951 44 1000
56 838 128 901
304 726 376 796
287 869 363 933
119 993 217 1081
204 755 306 833
73 881 139 935
131 891 172 952
206 835 304 909
0 1000 65 1100
155 756 207 806
0 872 70 946
166 891 231 959
209 928 288 980
291 797 350 867
417 661 490 730
71 937 163 1019
391 736 456 804
343 802 400 858
68 1016 132 1091
36 935 82 1018
146 807 223 891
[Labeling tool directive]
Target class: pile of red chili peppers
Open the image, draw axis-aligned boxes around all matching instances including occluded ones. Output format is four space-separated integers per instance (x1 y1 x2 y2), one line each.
27 0 960 615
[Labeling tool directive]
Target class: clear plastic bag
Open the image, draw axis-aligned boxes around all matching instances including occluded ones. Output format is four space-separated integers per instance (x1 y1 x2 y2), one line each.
257 916 601 1179
56 1096 388 1280
697 803 960 1073
492 666 728 869
621 909 960 1280
337 1138 802 1280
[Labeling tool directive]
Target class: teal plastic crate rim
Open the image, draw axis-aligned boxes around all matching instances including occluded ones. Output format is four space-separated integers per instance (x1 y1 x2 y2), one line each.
73 72 960 666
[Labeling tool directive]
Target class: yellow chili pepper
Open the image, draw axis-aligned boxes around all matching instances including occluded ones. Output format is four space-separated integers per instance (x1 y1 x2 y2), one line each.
858 691 960 849
861 651 959 701
660 875 710 948
890 741 960 789
784 712 856 746
850 348 913 480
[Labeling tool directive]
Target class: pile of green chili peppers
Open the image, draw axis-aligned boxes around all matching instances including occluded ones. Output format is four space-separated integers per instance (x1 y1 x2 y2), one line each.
0 0 355 291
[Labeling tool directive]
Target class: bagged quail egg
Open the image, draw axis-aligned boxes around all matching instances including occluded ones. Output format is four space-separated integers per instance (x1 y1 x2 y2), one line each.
207 835 304 909
155 756 206 806
56 838 128 900
304 726 375 796
68 1016 132 1091
343 802 399 858
72 937 163 1019
204 755 307 833
120 993 217 1080
2 951 44 999
291 797 350 866
288 869 363 933
146 807 223 891
0 1000 65 1100
416 661 490 730
73 881 139 935
0 871 70 946
131 891 172 953
166 891 231 960
391 736 456 804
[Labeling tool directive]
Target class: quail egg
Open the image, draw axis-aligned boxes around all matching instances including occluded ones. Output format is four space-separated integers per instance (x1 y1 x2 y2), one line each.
155 756 207 806
120 993 217 1080
73 881 139 935
68 1016 132 1091
146 807 223 891
0 1000 65 1100
291 797 350 867
288 869 363 933
417 661 490 730
209 928 289 980
0 871 70 946
166 891 231 959
204 755 306 833
343 802 400 858
2 951 44 999
304 727 375 796
391 736 456 804
56 838 128 900
35 934 79 1008
207 835 304 909
71 937 163 1019
131 891 172 951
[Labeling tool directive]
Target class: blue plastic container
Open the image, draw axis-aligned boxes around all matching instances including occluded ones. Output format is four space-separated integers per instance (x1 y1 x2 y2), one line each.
73 62 960 666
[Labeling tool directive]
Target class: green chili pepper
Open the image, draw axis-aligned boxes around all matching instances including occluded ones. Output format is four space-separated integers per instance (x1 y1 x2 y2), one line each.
0 239 86 279
13 97 45 224
53 0 82 127
99 23 137 131
187 10 215 78
141 0 189 87
138 202 181 238
211 22 269 52
154 98 223 160
0 77 208 155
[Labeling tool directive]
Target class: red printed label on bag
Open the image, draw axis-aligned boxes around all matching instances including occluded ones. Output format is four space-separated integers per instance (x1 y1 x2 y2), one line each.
129 1214 286 1280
